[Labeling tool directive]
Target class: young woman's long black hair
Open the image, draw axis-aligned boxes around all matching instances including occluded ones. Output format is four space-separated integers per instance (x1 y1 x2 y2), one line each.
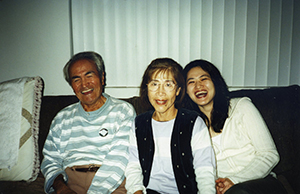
182 59 230 133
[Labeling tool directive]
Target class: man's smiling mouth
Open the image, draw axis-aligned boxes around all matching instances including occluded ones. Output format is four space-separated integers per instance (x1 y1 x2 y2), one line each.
81 88 93 94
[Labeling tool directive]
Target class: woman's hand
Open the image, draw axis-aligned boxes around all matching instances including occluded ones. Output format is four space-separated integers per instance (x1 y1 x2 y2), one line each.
215 177 234 194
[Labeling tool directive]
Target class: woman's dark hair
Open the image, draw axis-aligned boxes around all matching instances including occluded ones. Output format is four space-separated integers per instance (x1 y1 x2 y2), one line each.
182 59 230 133
140 58 185 111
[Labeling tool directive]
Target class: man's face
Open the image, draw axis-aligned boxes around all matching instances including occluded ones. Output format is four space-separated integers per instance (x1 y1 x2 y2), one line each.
69 59 105 111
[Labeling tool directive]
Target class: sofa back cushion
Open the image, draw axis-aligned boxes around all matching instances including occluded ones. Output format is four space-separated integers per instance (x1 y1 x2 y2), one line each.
39 86 300 193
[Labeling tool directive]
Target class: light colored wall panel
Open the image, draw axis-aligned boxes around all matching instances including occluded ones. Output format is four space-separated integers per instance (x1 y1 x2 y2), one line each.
290 0 300 85
233 0 247 86
255 0 270 86
278 0 293 86
211 1 225 69
267 0 281 86
71 0 300 97
244 0 259 86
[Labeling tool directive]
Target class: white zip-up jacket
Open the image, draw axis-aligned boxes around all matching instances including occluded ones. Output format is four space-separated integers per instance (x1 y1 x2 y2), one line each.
213 97 279 184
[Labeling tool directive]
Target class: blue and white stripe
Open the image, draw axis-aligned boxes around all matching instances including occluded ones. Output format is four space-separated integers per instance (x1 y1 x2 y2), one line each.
41 93 136 194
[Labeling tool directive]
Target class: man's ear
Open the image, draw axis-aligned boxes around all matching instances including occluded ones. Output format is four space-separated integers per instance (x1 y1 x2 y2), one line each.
101 72 105 85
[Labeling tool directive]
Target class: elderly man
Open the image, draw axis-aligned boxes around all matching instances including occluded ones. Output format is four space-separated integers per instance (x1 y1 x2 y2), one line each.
41 51 136 194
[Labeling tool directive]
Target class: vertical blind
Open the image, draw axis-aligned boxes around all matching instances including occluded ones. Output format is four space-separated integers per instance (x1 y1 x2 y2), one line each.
71 0 300 96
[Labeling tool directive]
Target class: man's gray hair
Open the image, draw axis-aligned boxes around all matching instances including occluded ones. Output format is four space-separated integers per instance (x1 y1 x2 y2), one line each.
63 51 105 85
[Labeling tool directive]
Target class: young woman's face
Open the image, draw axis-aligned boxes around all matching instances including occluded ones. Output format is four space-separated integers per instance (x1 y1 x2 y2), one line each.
148 70 180 121
186 66 215 111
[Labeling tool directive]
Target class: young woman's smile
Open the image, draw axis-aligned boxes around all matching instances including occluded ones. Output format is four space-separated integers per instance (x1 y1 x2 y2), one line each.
186 66 215 113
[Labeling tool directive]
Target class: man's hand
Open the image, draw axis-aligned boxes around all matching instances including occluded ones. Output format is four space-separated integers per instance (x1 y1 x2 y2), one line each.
52 174 76 194
215 177 234 194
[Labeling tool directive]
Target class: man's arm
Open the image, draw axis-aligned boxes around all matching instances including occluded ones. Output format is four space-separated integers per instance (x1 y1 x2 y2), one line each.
88 105 136 193
41 117 69 194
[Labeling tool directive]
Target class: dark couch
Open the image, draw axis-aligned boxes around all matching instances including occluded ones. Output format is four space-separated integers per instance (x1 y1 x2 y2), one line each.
1 85 299 194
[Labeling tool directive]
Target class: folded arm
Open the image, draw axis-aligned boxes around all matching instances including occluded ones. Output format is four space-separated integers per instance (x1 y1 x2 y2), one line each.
88 108 136 193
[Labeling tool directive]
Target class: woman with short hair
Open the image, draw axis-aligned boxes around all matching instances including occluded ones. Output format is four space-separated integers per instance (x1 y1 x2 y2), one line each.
125 58 216 194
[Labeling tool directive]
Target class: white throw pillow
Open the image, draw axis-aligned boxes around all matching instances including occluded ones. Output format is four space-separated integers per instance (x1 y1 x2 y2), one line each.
0 76 43 182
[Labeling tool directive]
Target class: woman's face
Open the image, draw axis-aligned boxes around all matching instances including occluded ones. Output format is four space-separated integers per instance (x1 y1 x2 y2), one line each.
148 70 181 121
186 66 215 112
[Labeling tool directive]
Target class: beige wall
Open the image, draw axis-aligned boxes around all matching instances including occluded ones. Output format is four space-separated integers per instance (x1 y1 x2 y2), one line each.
0 0 73 95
